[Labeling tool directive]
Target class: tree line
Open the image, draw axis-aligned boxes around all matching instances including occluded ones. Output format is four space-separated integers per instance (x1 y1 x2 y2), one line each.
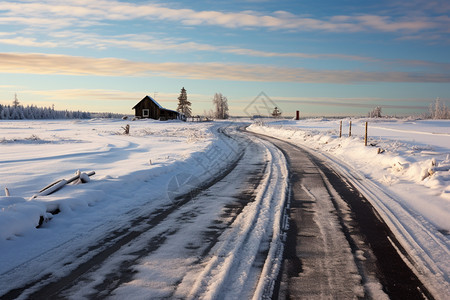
368 98 449 119
0 103 91 120
0 94 91 120
0 94 129 120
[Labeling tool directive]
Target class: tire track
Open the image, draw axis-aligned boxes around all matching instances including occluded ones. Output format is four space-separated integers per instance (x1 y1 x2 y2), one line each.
186 135 289 300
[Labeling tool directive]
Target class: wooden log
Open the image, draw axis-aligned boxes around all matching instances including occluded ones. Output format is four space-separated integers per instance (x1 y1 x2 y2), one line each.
39 179 63 193
349 121 352 137
38 179 68 196
66 170 82 184
339 121 342 138
66 170 95 184
31 171 96 199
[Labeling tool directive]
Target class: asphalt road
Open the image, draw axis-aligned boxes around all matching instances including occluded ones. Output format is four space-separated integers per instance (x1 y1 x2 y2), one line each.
252 132 433 300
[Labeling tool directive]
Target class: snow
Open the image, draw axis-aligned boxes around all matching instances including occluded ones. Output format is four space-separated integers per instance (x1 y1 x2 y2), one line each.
0 119 237 282
1 117 449 298
248 117 450 297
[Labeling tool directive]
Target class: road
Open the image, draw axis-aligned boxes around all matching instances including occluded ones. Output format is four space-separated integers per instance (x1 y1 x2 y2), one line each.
0 126 433 299
252 131 433 300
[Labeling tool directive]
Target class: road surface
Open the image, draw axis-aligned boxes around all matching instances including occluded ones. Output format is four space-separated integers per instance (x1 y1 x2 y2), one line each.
252 131 432 299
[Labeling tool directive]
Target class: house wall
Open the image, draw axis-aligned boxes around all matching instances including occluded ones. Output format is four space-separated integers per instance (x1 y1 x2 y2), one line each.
135 98 160 119
160 109 179 121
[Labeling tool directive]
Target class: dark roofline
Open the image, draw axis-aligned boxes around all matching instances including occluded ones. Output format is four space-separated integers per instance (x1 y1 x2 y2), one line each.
162 108 181 114
132 95 163 110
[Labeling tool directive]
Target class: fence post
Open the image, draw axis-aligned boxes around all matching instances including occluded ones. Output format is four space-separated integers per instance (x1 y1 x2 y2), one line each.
339 121 342 138
349 121 352 137
364 122 368 146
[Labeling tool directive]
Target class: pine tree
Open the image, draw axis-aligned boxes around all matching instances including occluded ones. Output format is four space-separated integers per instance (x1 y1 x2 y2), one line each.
176 87 192 118
12 93 20 107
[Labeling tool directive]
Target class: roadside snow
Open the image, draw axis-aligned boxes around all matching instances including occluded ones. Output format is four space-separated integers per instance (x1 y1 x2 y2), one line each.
248 118 450 297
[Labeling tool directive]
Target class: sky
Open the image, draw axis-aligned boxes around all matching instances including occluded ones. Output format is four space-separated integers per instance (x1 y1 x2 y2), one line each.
0 0 449 117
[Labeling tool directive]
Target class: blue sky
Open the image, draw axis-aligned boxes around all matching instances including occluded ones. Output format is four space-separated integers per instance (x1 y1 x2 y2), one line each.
0 0 449 117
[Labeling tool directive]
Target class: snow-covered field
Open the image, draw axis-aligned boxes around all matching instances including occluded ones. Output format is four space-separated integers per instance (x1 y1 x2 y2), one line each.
0 119 290 298
0 119 235 273
248 117 450 296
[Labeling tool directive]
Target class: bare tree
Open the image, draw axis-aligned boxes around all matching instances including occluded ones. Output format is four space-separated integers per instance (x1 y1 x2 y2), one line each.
176 87 192 117
429 97 449 119
213 93 229 119
368 106 382 118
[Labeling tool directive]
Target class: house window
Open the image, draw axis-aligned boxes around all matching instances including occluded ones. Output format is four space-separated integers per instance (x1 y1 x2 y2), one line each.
142 109 150 117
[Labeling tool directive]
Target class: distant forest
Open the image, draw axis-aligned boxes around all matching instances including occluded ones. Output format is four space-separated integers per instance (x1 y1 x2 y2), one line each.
0 103 123 120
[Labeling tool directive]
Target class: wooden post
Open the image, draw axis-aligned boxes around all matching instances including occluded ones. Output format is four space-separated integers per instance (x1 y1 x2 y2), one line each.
339 121 342 138
364 122 368 146
295 110 300 120
349 121 352 137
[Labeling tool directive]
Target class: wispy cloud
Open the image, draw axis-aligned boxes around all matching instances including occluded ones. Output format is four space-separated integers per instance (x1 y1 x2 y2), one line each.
0 36 58 47
25 89 210 103
273 96 430 110
0 0 447 34
0 52 449 83
5 31 450 71
49 31 377 62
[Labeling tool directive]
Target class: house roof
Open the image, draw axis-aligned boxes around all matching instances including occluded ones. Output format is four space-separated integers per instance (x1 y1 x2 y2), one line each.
162 108 179 114
132 95 163 110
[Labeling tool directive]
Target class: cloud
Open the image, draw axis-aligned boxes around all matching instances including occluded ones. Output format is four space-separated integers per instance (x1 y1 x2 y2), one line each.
49 32 378 62
0 52 449 83
0 0 447 34
26 89 148 101
273 96 430 110
0 36 58 47
24 89 209 103
2 31 448 72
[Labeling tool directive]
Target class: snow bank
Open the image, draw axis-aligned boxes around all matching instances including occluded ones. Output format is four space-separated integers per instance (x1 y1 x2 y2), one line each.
0 196 50 240
248 118 450 297
248 118 450 232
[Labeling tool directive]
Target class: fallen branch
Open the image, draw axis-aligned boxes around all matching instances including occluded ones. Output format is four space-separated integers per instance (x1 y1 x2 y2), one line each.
30 170 95 199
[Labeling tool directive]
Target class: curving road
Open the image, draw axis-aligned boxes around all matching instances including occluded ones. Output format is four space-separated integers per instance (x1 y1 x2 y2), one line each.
0 125 435 299
251 131 433 300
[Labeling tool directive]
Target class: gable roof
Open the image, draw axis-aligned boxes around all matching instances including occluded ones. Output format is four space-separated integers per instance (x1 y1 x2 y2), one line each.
132 95 163 110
